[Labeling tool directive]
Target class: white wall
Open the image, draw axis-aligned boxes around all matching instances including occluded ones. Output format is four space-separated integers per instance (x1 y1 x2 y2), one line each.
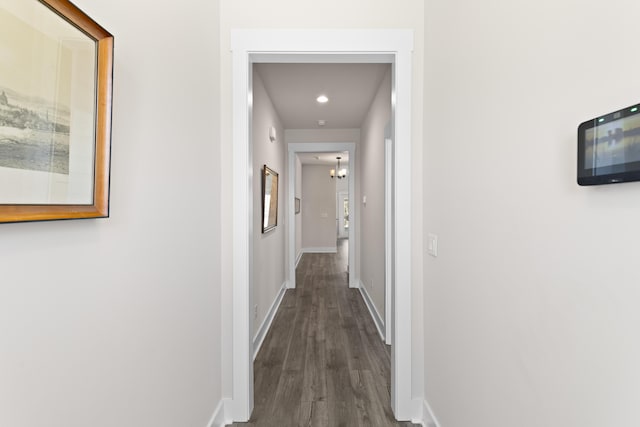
301 165 336 251
252 69 286 335
423 1 640 426
359 68 391 317
0 1 223 426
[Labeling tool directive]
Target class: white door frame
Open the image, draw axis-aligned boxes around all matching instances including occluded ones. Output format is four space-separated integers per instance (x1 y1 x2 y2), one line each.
287 143 356 290
231 29 414 421
385 137 393 345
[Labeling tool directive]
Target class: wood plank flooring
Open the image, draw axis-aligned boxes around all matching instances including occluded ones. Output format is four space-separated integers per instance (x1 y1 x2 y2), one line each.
231 240 418 427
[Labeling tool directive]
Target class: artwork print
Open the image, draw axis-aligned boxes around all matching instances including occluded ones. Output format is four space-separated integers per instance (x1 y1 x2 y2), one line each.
0 0 113 223
0 0 97 205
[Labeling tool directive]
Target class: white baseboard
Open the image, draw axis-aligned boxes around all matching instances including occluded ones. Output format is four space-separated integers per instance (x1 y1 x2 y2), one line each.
357 280 385 341
411 398 423 425
207 398 232 427
253 282 287 360
295 251 303 268
302 246 337 253
420 398 441 427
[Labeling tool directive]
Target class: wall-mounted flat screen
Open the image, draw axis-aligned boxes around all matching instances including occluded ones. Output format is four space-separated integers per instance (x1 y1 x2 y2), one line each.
578 103 640 185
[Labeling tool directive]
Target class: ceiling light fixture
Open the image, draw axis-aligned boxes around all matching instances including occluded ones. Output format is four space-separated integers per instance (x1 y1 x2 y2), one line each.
316 95 329 103
330 156 347 179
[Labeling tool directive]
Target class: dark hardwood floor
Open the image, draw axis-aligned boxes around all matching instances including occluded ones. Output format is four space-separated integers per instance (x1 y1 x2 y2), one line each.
231 239 418 427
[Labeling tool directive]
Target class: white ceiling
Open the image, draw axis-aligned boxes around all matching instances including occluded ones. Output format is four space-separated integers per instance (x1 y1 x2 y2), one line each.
254 63 390 129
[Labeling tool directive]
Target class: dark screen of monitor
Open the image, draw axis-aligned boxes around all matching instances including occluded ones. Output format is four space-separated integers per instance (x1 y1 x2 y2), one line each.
578 104 640 185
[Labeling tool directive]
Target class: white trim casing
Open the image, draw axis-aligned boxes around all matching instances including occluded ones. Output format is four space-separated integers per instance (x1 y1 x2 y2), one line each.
357 279 385 341
384 137 393 346
253 282 287 360
207 398 232 427
421 399 442 427
302 247 337 254
391 38 414 420
231 29 414 422
231 44 253 421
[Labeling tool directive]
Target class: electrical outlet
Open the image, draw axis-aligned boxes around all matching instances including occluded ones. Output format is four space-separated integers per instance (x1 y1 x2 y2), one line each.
253 305 258 319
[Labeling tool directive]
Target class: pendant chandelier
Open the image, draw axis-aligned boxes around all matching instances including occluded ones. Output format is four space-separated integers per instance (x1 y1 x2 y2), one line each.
330 156 347 179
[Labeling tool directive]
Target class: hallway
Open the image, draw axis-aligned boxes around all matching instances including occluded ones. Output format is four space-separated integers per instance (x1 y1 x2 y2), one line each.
233 240 418 427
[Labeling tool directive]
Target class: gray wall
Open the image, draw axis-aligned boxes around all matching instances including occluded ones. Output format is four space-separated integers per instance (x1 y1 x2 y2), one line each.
423 0 640 426
359 68 391 317
0 1 222 426
252 69 286 336
301 165 337 251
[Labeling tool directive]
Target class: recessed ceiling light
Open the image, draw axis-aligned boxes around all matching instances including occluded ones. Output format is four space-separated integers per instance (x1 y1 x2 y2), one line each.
316 95 329 103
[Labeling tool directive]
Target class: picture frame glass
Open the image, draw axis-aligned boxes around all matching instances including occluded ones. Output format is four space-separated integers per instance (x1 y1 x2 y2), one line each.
0 0 97 205
262 165 278 233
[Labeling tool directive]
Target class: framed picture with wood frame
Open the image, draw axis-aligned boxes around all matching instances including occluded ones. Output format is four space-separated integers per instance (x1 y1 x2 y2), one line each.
0 0 114 223
262 165 278 233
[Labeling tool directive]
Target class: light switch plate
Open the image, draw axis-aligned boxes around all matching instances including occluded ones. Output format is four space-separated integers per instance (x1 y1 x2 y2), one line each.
427 233 438 257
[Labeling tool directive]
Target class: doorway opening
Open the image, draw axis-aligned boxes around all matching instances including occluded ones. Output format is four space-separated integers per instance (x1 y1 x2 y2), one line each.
231 29 415 422
288 143 356 290
338 192 349 240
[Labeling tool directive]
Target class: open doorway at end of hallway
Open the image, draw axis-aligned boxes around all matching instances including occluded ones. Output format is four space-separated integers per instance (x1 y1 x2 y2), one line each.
288 143 356 291
231 29 415 422
337 190 350 240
